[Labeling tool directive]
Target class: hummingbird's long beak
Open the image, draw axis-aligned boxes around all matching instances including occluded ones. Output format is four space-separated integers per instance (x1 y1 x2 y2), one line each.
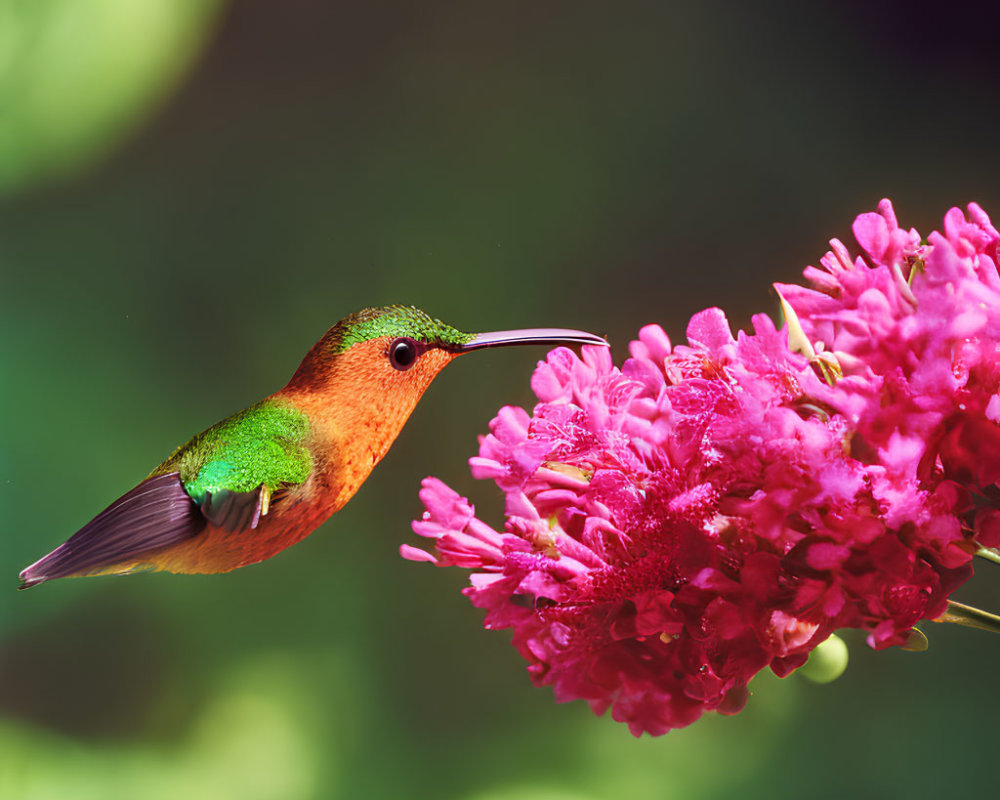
459 328 608 352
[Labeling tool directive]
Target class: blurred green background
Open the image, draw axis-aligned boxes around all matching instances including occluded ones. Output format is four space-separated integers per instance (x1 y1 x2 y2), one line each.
3 2 1000 798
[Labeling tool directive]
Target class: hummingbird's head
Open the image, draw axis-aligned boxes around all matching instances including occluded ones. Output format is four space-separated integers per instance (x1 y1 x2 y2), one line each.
287 305 472 396
283 304 607 489
284 305 606 456
288 304 607 396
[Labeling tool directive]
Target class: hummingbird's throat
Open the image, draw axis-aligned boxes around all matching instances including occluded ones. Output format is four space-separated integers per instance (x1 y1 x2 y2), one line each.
283 343 457 510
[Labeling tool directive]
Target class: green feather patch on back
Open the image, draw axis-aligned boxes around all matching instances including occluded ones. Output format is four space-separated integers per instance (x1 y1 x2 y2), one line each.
154 399 313 503
331 306 474 353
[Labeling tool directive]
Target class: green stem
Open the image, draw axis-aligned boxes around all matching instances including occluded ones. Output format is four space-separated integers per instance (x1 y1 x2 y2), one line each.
975 546 1000 566
935 600 1000 635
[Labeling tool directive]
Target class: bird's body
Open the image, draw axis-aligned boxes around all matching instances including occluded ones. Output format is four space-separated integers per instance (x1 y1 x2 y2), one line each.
20 306 606 587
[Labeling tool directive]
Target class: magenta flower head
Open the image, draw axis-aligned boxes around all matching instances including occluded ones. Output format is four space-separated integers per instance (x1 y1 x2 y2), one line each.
403 200 1000 736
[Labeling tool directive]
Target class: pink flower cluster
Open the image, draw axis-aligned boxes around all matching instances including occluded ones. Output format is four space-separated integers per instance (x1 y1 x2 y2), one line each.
403 201 1000 735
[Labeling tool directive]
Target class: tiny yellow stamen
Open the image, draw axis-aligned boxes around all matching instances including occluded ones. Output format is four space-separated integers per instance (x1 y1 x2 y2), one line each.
776 287 843 386
534 518 561 559
543 461 593 482
776 288 816 359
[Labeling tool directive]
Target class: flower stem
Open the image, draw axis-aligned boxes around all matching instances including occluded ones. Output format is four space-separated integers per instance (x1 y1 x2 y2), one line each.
934 600 1000 635
975 545 1000 566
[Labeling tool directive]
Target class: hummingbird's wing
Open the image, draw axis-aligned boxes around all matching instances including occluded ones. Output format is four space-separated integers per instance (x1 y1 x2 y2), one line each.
199 484 272 532
19 400 314 588
170 399 314 531
18 473 206 588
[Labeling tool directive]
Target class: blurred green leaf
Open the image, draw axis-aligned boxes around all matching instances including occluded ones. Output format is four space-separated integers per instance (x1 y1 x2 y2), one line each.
0 649 357 800
0 0 224 195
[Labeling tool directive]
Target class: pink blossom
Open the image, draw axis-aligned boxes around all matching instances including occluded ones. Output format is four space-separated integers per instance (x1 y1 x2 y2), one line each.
776 199 1000 546
404 200 1000 735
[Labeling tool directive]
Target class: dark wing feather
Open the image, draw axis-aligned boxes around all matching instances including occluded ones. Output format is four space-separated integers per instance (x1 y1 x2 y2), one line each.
200 485 266 533
18 473 205 589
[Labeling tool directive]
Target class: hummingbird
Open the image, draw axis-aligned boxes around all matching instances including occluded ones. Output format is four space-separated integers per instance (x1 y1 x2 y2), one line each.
19 305 608 589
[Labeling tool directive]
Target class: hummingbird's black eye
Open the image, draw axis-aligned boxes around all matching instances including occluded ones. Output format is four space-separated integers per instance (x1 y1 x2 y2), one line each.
389 337 419 371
